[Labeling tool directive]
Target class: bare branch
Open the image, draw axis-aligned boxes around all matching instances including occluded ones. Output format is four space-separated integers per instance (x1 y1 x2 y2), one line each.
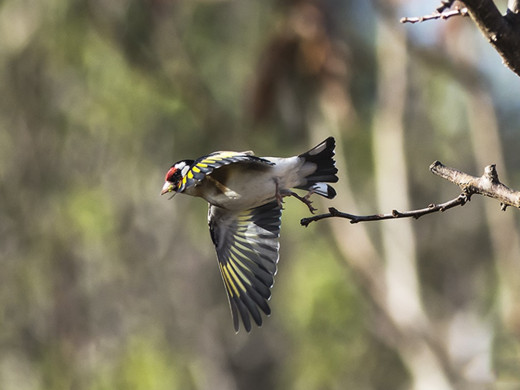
402 0 520 77
301 195 468 226
301 161 520 226
400 7 468 24
463 0 520 76
430 161 520 208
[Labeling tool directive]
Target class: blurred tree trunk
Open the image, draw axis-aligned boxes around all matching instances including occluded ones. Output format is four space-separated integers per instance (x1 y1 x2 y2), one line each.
372 17 453 390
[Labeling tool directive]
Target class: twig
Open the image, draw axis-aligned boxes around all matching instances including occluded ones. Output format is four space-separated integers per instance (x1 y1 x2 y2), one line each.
437 0 456 13
301 161 520 226
400 7 468 24
301 194 468 226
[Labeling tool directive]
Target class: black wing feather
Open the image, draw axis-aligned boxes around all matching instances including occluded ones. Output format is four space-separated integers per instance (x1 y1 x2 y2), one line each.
208 200 282 332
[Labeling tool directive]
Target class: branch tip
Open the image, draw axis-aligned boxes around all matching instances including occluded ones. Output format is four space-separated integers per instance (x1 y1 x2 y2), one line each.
430 160 442 172
484 164 499 182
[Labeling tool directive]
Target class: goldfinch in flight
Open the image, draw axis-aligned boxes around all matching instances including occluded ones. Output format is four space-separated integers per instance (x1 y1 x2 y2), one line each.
161 137 338 332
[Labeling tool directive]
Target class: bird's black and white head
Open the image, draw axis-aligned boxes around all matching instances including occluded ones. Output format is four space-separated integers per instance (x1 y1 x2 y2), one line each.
161 160 194 197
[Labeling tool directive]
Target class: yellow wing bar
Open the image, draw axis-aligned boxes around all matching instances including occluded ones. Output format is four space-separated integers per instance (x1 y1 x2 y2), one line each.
178 152 273 192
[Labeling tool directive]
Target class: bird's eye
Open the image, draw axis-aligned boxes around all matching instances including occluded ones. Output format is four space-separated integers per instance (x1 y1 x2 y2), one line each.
165 167 180 183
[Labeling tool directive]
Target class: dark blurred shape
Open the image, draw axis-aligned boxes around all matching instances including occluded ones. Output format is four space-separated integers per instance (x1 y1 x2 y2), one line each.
249 0 349 136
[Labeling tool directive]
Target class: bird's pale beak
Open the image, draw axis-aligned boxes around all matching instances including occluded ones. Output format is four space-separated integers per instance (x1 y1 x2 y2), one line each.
161 181 175 196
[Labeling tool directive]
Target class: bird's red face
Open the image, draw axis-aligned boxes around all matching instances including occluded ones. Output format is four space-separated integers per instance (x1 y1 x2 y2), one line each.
161 160 191 196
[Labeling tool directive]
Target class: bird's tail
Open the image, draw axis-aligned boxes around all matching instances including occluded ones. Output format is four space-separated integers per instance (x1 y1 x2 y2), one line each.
297 137 338 199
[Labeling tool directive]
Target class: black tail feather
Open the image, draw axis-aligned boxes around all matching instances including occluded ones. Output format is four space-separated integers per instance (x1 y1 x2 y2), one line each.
297 137 338 199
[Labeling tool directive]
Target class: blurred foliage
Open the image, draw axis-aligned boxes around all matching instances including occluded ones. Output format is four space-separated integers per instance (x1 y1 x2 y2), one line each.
1 0 520 389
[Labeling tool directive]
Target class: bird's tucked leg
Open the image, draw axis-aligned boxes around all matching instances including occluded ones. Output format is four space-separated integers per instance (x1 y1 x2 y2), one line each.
273 179 317 214
274 179 285 209
287 190 317 214
279 190 317 214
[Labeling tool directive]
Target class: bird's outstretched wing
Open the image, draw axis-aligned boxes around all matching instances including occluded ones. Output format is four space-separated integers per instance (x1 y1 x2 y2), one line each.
179 152 274 192
208 200 282 332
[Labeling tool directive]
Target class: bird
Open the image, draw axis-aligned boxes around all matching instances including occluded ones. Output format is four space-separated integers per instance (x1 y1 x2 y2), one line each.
161 137 338 332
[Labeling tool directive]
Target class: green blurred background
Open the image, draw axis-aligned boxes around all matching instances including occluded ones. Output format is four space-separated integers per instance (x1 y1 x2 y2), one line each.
1 0 520 389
